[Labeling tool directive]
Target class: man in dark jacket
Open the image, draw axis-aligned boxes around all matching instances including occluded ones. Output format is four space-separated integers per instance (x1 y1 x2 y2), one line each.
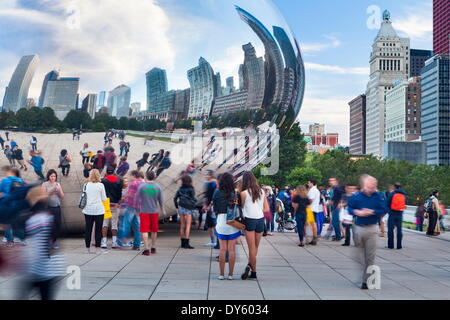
387 183 407 250
101 166 124 249
329 177 345 241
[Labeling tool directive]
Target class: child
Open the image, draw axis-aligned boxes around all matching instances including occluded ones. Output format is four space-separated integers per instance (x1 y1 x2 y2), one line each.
136 152 150 171
116 157 130 177
28 151 45 181
83 163 92 179
156 151 172 177
91 150 105 173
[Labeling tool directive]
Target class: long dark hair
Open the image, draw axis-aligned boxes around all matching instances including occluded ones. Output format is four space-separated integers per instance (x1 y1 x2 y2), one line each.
142 152 150 161
46 169 58 181
242 171 261 203
219 172 235 199
181 174 193 188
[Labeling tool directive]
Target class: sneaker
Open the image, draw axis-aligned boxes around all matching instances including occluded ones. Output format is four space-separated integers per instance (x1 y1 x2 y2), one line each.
218 276 225 280
112 241 119 249
248 272 257 280
142 249 150 256
101 238 108 249
151 248 156 254
228 276 233 280
342 243 350 247
204 242 216 247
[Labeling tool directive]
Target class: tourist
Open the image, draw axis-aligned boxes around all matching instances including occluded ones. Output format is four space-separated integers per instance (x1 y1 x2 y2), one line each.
118 170 144 250
381 185 395 237
174 174 197 249
439 200 447 231
316 191 327 237
119 140 127 157
10 139 17 150
28 150 45 181
92 150 106 173
101 166 124 249
83 163 92 179
278 186 292 217
136 152 150 171
5 131 9 141
80 143 91 165
58 149 71 177
0 135 5 149
4 145 15 167
42 169 64 249
329 177 345 241
292 185 310 247
340 184 357 246
387 183 407 250
307 179 321 244
104 147 117 170
240 171 269 281
12 145 27 171
135 171 165 256
264 186 276 236
30 135 37 152
348 175 387 289
82 169 107 254
202 170 218 247
148 150 164 172
116 156 130 177
156 151 172 177
425 190 440 236
415 202 425 232
125 142 131 157
213 173 241 280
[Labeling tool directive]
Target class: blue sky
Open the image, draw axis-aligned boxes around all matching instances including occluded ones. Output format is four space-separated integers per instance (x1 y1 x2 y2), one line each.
0 0 433 144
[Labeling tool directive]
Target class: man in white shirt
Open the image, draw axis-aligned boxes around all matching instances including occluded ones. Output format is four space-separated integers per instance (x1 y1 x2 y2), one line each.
307 179 321 245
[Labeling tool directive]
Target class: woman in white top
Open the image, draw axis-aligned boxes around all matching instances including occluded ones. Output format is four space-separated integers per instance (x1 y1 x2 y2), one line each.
82 169 107 254
80 143 91 165
240 171 269 281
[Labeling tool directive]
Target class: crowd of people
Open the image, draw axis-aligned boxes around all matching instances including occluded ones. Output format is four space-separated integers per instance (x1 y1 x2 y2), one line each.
0 129 448 299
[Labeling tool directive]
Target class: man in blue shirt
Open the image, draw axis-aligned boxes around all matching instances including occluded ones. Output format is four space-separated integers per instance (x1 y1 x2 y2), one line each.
348 175 387 290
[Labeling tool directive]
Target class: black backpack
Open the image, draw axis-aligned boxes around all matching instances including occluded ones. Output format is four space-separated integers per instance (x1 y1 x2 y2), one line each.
177 188 197 210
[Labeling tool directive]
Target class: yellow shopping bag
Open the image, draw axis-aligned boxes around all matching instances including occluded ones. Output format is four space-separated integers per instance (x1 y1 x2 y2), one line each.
306 206 315 224
103 198 112 219
88 151 94 159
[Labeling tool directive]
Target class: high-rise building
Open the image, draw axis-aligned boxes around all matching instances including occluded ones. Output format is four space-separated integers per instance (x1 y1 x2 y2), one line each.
81 94 98 119
130 102 141 115
97 91 106 108
174 89 190 119
349 94 367 155
42 77 80 120
365 10 410 157
212 91 249 117
241 43 265 111
146 68 168 111
187 57 216 119
238 64 246 91
2 55 40 113
433 0 450 55
107 85 131 119
38 70 60 107
410 49 434 77
421 54 450 166
26 98 36 110
214 73 223 97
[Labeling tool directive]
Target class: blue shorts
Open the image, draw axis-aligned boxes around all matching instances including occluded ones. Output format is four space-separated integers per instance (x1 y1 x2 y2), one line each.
216 231 241 241
179 207 196 215
244 217 265 233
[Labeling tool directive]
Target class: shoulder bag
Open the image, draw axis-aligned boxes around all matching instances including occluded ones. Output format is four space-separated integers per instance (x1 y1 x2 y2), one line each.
79 183 88 209
226 192 245 230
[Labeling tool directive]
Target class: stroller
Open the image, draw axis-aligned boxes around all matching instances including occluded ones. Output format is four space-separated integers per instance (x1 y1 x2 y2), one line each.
275 199 297 233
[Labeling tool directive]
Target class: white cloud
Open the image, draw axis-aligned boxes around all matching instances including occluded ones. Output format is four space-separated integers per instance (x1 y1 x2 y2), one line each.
305 62 369 75
301 35 341 54
392 2 432 44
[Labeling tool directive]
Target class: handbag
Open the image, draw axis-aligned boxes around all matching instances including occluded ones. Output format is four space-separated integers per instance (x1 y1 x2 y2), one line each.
226 192 245 230
78 183 88 209
103 198 112 219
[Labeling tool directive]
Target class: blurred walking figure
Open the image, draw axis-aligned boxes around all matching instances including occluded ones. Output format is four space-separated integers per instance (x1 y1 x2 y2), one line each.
264 186 276 236
29 135 37 152
415 202 425 232
42 169 64 249
116 157 130 177
329 177 345 241
348 175 387 290
340 184 357 247
91 150 106 173
4 145 14 166
147 150 164 172
438 200 447 232
58 150 71 177
387 183 407 250
28 150 45 181
202 170 218 247
156 151 172 178
307 179 320 245
13 145 27 171
136 152 150 172
80 143 91 165
5 131 9 141
292 185 310 247
425 190 440 236
174 175 197 249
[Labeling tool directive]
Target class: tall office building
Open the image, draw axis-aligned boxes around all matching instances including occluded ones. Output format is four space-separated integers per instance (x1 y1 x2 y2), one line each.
241 43 265 111
2 55 40 112
97 91 106 108
130 102 141 115
421 54 450 166
214 73 223 97
349 95 367 155
107 85 131 119
42 77 80 120
433 0 450 55
187 57 216 119
223 77 235 95
81 94 97 119
174 89 190 119
365 10 410 157
410 49 434 77
146 68 168 111
38 70 60 107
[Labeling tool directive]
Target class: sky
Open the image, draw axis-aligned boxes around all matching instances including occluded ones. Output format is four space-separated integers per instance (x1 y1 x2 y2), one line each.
0 0 433 144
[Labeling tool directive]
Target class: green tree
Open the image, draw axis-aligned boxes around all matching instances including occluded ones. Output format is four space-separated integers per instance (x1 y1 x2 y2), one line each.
63 110 92 130
286 167 322 188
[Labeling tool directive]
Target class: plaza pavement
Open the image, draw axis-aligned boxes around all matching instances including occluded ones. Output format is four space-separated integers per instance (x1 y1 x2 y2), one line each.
1 225 450 300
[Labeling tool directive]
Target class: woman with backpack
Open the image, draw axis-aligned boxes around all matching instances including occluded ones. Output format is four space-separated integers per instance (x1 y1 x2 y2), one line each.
425 190 440 236
91 150 106 173
58 149 71 177
174 175 197 249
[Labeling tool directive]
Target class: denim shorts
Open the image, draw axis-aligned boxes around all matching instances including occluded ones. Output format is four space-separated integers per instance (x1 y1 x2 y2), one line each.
179 207 196 215
244 217 265 233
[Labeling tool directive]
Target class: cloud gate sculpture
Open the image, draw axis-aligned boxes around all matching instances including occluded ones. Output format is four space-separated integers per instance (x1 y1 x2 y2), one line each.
0 0 305 233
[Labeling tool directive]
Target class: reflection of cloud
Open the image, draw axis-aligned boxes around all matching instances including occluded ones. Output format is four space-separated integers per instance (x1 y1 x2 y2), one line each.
211 46 244 80
393 2 432 43
0 0 175 100
301 35 341 54
305 62 369 76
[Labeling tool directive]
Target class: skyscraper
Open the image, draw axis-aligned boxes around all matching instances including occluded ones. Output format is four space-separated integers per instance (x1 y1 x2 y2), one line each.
187 57 216 119
82 94 98 119
38 70 60 107
365 10 410 157
242 42 265 111
107 85 131 119
130 102 141 115
97 91 106 108
2 55 40 112
433 0 450 55
223 76 236 95
410 49 434 77
146 68 168 111
349 95 367 155
214 73 223 97
421 54 450 166
42 77 80 120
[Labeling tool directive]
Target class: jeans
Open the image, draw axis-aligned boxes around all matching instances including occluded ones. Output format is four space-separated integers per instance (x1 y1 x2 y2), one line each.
117 207 140 248
388 212 403 249
31 143 37 151
295 214 306 243
265 212 275 233
316 212 325 236
61 165 70 176
120 147 126 157
332 208 342 240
